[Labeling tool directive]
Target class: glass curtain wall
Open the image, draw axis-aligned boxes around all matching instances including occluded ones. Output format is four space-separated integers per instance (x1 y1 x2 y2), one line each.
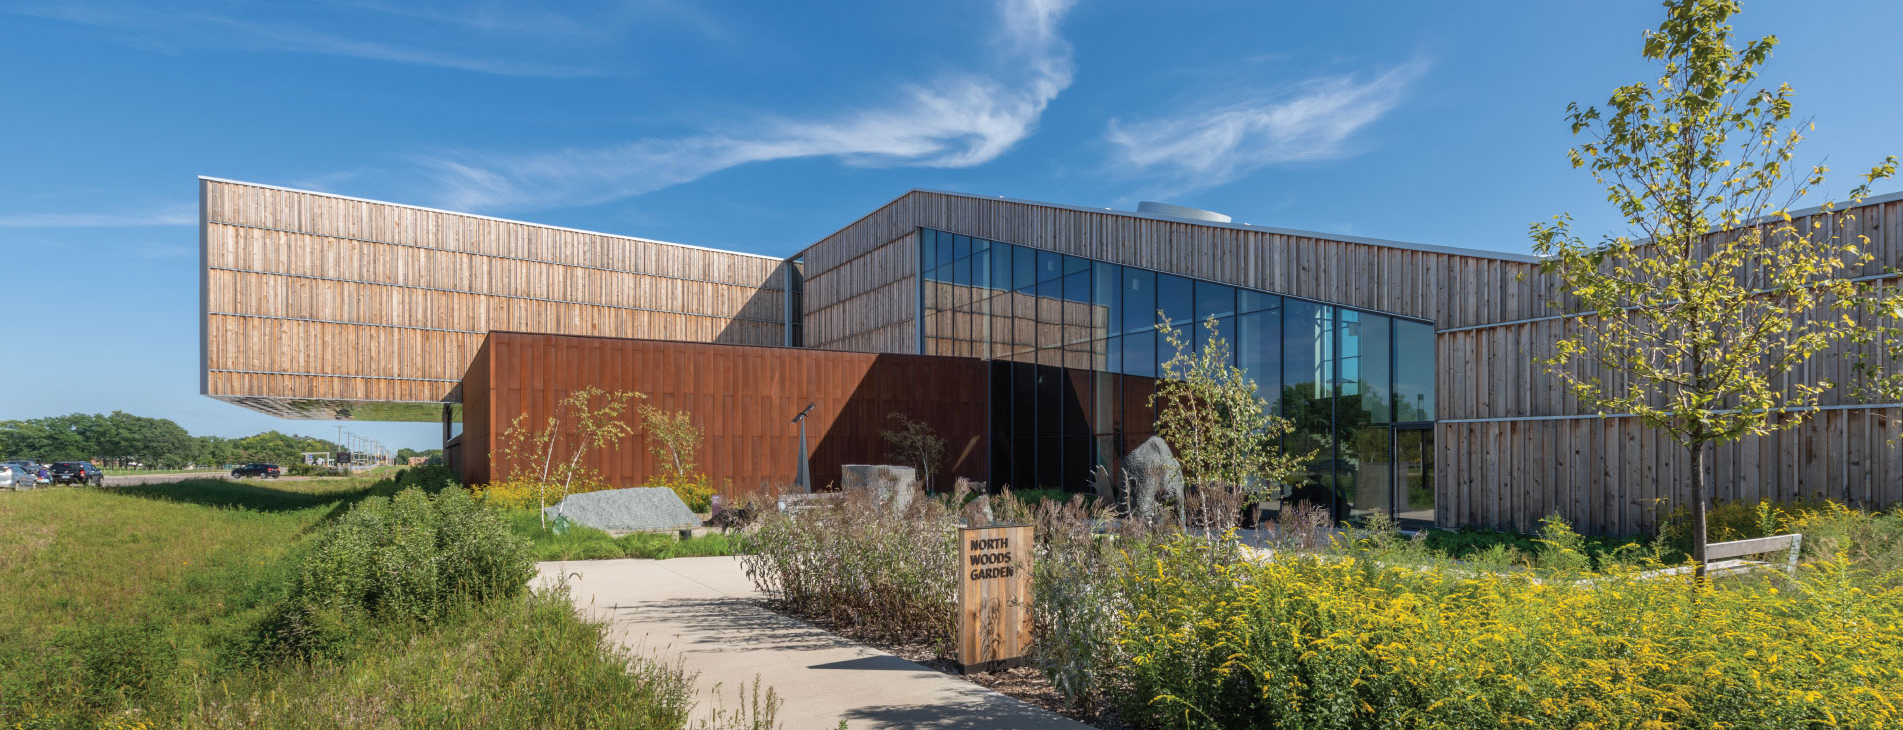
919 228 1436 525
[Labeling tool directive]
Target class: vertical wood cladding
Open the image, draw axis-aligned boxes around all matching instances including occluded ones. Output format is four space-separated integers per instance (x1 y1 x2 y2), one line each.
456 332 989 491
201 178 787 417
1438 195 1903 533
1439 409 1903 536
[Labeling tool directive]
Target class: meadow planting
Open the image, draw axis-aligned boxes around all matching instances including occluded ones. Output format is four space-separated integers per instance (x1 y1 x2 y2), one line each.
744 490 1903 729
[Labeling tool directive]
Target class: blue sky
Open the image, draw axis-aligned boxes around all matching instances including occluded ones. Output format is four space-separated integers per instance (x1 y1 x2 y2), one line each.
0 0 1897 450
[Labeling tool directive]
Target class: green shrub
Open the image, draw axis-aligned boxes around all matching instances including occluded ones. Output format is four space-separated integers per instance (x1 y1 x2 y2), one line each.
250 487 532 659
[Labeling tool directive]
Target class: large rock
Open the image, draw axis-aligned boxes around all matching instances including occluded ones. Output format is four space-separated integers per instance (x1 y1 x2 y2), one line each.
841 464 919 511
545 487 699 533
1088 465 1119 512
1124 436 1183 522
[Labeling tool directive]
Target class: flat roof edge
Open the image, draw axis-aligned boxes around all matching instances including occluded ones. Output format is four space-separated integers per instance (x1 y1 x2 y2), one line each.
906 188 1547 264
197 176 784 262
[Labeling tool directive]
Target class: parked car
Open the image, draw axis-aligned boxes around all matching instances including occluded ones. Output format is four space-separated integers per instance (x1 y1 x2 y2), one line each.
231 463 281 479
49 461 103 486
0 464 33 490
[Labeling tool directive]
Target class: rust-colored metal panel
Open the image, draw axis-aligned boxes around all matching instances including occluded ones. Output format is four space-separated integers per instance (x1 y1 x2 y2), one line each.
460 331 988 493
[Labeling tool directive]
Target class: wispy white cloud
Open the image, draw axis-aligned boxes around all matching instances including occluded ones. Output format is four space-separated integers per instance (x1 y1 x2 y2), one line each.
8 0 711 77
1105 59 1430 195
0 208 195 227
420 0 1077 212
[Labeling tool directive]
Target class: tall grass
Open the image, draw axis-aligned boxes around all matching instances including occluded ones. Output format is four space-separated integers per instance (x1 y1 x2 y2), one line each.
744 488 964 647
0 472 775 730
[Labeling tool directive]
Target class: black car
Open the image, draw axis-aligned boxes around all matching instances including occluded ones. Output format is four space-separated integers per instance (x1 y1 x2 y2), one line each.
231 463 281 478
49 461 103 486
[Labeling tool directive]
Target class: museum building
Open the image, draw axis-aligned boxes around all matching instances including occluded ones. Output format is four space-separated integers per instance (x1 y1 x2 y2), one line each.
199 177 1903 535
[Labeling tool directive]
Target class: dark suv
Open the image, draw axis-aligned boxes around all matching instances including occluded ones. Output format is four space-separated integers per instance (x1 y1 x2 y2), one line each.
231 463 281 479
50 461 103 486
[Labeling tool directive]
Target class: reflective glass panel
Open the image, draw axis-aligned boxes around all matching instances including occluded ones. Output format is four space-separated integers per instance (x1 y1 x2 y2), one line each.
1014 245 1038 293
1393 319 1436 422
951 234 971 261
1038 250 1063 283
1123 330 1157 378
1396 428 1435 529
1036 364 1062 438
1238 289 1280 314
1156 274 1193 331
1341 311 1391 425
1195 281 1236 321
1063 270 1090 306
1282 300 1339 521
920 230 939 272
1092 262 1119 338
1237 306 1281 415
992 243 1015 295
1121 268 1154 336
1012 361 1037 435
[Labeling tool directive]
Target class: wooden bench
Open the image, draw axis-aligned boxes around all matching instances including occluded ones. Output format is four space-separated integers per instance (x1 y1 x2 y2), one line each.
1705 533 1804 574
1612 533 1803 582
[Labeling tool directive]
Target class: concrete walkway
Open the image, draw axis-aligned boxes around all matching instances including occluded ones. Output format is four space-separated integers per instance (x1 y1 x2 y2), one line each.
535 556 1092 730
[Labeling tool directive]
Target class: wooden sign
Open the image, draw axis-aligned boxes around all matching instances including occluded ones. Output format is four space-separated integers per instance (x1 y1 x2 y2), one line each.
956 524 1033 673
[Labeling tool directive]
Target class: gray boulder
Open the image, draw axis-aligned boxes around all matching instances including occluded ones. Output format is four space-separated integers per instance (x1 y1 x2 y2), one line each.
1088 464 1119 511
1124 436 1183 522
545 487 699 533
841 464 920 511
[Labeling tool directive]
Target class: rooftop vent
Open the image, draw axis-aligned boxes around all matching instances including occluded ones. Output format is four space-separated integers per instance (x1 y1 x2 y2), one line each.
1136 201 1231 223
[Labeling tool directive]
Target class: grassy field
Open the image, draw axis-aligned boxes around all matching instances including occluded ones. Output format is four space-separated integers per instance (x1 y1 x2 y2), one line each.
0 475 773 730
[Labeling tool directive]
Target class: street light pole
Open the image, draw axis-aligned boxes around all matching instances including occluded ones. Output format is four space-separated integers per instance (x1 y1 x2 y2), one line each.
792 403 816 494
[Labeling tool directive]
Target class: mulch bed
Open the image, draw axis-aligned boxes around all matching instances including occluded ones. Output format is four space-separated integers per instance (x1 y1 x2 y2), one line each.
755 599 1132 730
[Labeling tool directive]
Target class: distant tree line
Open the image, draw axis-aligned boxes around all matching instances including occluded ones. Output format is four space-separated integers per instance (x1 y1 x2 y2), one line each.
0 412 346 469
397 447 445 463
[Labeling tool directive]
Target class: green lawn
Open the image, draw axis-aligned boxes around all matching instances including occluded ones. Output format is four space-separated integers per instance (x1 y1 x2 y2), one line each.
0 476 768 729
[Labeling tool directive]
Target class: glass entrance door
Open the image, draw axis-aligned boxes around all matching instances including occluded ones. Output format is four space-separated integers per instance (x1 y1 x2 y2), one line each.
1393 427 1434 530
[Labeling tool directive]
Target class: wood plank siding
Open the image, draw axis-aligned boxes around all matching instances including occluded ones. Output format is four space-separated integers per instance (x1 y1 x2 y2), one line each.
455 332 989 492
201 178 787 419
798 189 1903 534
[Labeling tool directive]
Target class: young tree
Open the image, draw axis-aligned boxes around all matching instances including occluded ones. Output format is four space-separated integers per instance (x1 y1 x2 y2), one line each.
880 413 946 491
1531 0 1895 575
1151 316 1311 523
637 404 703 479
495 387 644 528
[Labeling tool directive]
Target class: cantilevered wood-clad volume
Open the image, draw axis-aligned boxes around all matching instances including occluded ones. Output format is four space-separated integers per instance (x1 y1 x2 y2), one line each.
200 177 787 420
